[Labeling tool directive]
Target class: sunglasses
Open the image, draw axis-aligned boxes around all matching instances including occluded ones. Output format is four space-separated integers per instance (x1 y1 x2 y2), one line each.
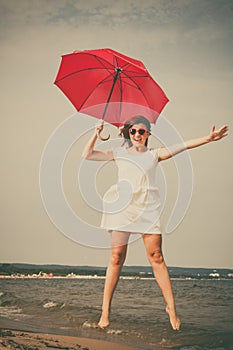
130 128 148 135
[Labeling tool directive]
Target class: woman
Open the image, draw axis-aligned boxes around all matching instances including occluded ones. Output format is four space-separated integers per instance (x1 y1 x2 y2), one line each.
82 116 228 331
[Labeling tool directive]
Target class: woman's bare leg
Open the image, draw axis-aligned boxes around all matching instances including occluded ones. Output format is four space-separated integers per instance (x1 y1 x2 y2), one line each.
98 230 130 328
142 234 181 330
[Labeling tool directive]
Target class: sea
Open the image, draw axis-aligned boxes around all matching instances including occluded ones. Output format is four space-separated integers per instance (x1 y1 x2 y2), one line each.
0 265 233 350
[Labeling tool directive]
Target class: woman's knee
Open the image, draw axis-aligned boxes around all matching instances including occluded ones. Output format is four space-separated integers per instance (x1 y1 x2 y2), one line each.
143 234 164 265
148 249 164 265
110 251 126 266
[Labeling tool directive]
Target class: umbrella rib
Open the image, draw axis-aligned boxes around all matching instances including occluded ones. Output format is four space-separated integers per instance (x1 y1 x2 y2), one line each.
114 57 142 72
78 71 116 111
114 55 120 69
121 72 149 78
56 67 114 83
111 55 125 122
117 61 131 71
116 74 124 123
84 52 116 71
93 55 115 75
56 52 123 83
58 68 147 82
114 56 124 122
122 72 152 108
56 54 147 83
90 54 148 78
118 80 137 89
113 56 147 75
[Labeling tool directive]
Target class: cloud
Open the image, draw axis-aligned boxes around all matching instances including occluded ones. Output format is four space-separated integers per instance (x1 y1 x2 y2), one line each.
1 0 231 31
1 0 232 63
1 0 232 84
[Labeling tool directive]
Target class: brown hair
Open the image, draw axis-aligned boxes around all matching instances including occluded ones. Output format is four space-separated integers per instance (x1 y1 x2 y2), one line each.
119 116 151 147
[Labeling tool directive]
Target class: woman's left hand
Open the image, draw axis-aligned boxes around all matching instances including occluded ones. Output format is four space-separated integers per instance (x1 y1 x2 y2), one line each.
208 124 229 142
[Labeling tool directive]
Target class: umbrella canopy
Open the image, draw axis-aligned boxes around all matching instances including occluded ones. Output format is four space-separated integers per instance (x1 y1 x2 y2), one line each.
54 48 169 127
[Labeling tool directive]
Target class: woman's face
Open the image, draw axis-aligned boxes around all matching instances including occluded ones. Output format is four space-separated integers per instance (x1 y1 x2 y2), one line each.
129 123 150 147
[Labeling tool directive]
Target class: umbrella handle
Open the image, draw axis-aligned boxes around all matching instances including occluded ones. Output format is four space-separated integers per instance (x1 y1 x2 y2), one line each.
97 127 110 141
96 120 110 141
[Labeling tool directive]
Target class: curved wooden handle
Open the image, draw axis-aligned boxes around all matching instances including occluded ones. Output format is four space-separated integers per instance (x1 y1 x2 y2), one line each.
97 128 110 141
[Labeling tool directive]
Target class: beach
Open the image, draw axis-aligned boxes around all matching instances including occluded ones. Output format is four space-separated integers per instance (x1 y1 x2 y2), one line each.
0 328 140 350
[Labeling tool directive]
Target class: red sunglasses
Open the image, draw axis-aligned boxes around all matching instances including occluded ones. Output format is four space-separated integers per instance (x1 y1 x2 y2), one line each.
130 128 148 135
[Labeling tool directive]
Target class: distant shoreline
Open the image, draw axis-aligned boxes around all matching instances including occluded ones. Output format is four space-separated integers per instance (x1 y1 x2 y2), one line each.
0 263 232 280
0 274 232 281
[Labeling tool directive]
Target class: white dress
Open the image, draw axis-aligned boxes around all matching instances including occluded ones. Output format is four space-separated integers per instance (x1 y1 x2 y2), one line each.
100 147 161 234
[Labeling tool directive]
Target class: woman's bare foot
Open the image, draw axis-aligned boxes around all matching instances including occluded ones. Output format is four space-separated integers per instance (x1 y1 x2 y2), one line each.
98 312 110 329
166 305 181 330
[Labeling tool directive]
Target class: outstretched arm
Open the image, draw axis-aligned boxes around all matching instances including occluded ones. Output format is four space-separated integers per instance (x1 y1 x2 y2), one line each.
158 124 229 161
82 122 114 161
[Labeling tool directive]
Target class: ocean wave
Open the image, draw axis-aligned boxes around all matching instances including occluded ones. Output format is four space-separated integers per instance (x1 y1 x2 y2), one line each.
43 301 57 308
0 306 28 320
106 329 123 335
82 321 125 336
82 320 99 328
43 301 66 309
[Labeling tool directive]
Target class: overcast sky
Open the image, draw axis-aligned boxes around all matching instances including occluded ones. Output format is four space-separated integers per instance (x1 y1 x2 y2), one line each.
1 0 232 268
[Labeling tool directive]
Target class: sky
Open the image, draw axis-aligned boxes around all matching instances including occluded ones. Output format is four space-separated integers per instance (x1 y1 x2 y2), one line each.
1 0 233 269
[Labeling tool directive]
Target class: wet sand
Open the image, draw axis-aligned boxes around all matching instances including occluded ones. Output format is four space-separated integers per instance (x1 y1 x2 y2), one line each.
0 329 141 350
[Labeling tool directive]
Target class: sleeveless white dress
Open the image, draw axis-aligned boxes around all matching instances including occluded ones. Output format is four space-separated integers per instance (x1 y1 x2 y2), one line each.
100 147 161 234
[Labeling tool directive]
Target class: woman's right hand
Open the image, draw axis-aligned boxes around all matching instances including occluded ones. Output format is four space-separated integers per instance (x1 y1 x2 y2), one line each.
96 120 104 136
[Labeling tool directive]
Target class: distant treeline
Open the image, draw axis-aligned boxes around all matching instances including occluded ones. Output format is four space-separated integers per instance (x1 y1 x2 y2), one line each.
0 263 107 277
0 263 232 279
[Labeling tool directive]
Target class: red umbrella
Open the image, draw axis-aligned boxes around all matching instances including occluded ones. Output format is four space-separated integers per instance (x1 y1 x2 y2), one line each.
54 48 168 139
